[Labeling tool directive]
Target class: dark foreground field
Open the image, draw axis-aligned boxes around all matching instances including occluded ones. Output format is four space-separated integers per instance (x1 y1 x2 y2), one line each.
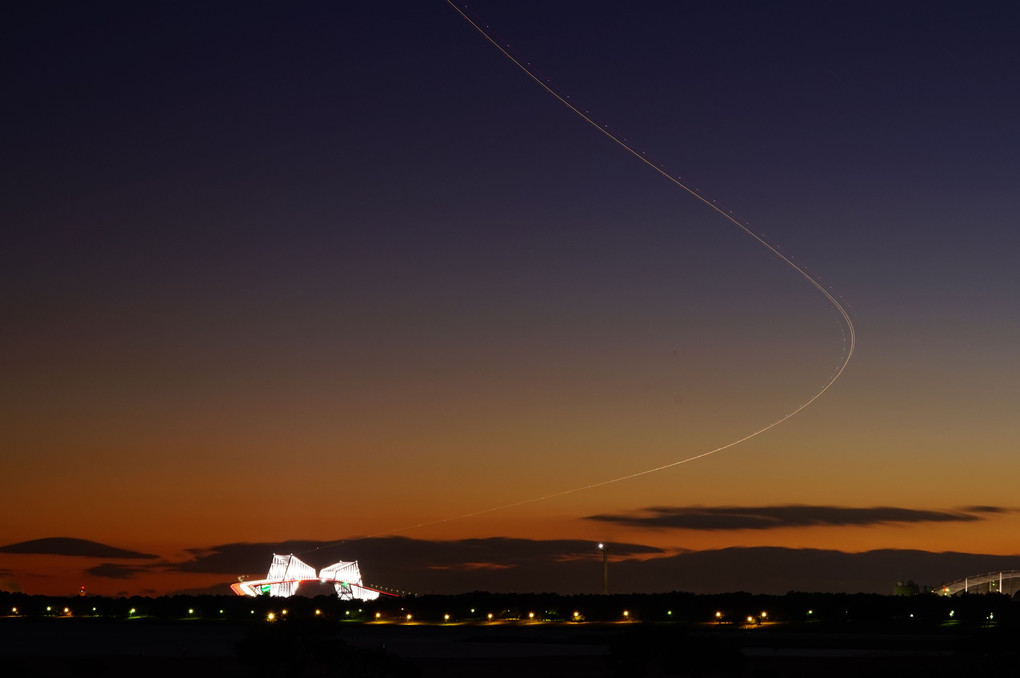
2 591 1019 677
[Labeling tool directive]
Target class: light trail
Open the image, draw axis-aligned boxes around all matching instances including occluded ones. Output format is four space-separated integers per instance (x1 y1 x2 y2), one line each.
299 3 856 559
444 0 855 472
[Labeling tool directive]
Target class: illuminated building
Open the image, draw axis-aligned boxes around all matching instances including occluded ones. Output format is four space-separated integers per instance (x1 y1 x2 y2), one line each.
231 554 382 600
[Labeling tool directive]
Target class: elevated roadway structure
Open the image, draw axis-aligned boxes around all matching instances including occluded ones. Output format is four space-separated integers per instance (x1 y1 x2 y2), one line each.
936 570 1020 596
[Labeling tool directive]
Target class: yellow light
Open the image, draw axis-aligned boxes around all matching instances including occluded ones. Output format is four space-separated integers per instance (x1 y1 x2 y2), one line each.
715 611 722 618
64 608 70 614
315 609 321 616
623 610 629 617
282 609 288 615
12 607 17 614
375 612 381 619
444 614 450 621
747 616 754 623
267 612 276 621
188 609 194 615
528 612 535 619
761 611 767 618
487 613 493 620
573 611 580 618
406 614 412 621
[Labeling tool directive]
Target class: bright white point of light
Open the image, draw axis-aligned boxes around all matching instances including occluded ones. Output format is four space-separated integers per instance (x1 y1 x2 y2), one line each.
406 614 412 621
667 610 672 616
282 609 288 615
345 611 350 616
598 543 604 550
715 611 722 618
573 611 580 618
761 611 767 618
623 610 629 617
188 609 194 615
12 608 17 614
487 613 493 620
807 610 813 615
63 608 70 614
444 614 450 621
129 608 135 615
375 612 381 619
315 610 321 616
46 607 52 612
219 610 224 614
949 610 955 617
529 612 535 619
747 616 754 623
267 612 276 621
909 613 914 618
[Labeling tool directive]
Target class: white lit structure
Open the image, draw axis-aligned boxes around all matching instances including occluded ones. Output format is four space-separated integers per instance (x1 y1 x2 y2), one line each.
937 570 1020 596
231 554 382 600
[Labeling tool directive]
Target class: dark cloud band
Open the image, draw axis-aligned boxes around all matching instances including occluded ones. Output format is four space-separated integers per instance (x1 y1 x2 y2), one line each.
585 505 1005 530
0 537 157 559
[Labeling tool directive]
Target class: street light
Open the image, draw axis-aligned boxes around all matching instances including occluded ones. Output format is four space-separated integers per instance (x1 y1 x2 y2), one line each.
598 543 609 594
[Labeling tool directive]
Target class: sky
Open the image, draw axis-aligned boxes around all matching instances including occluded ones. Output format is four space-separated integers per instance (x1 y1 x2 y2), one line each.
2 1 1020 597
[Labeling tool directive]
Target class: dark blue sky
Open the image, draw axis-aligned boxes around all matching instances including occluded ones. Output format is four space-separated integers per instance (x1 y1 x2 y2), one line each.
3 1 1020 596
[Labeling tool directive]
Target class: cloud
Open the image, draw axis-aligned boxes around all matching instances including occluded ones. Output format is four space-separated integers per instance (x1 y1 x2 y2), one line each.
170 582 236 596
962 505 1010 514
602 547 1020 595
168 539 1020 595
0 537 158 559
168 537 664 576
428 562 516 571
585 505 1000 531
85 563 153 580
164 537 665 594
0 571 21 593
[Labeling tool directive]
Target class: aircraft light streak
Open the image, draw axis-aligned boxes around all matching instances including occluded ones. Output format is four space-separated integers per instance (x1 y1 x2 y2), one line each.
302 3 857 557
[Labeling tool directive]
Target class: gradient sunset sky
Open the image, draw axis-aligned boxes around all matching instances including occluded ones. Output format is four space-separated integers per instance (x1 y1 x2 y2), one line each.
3 1 1019 597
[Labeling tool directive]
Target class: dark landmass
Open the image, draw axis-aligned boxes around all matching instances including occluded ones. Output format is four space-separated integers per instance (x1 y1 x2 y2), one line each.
2 590 1018 676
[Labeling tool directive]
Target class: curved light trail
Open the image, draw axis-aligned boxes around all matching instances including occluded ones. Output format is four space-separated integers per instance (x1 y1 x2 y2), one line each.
445 1 855 480
301 3 856 557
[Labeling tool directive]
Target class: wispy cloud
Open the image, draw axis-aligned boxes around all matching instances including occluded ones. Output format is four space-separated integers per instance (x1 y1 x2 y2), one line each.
0 537 158 559
85 563 153 579
428 562 515 571
585 505 1005 531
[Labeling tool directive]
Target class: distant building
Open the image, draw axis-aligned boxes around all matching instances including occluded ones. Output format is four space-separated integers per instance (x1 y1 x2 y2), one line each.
231 554 382 600
893 580 920 596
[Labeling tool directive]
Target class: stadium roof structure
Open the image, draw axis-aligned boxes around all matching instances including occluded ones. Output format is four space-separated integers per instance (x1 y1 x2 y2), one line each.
230 554 384 600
